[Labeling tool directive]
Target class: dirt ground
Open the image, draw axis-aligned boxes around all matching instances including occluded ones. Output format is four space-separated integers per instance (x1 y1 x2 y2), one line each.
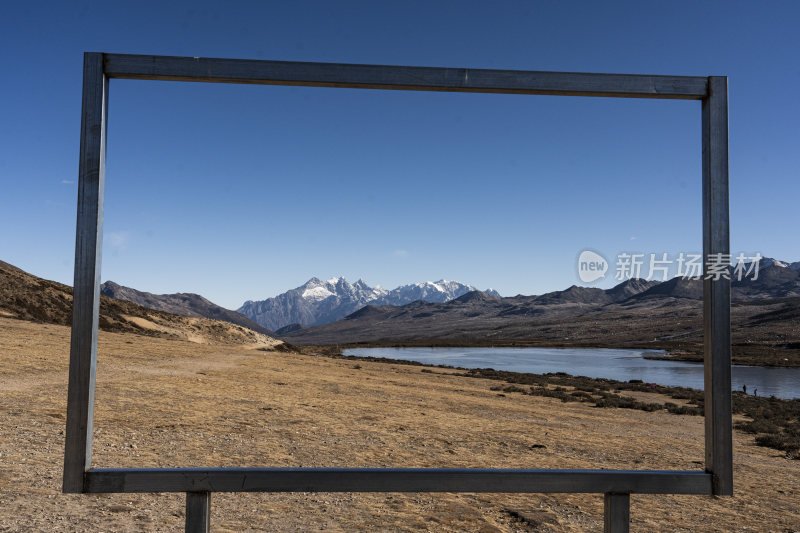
1 316 798 532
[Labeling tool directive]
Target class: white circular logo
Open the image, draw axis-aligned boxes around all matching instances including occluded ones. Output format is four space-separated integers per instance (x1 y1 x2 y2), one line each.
577 250 608 283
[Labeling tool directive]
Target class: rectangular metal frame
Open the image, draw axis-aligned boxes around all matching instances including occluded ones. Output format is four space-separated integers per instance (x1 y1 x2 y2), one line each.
64 54 731 503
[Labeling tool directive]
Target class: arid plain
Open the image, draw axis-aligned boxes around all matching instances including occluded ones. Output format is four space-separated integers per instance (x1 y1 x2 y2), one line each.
1 316 798 532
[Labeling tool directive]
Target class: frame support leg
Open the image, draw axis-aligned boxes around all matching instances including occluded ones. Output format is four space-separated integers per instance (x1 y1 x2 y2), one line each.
604 493 630 533
185 491 210 533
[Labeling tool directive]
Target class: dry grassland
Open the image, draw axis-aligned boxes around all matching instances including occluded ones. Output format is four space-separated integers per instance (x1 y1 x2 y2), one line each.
1 317 798 531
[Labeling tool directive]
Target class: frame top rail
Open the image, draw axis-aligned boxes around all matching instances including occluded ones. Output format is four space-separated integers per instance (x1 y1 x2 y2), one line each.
101 53 709 100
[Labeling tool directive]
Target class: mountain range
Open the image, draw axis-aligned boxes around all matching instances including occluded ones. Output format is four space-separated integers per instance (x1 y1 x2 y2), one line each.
279 260 800 367
237 258 800 335
237 277 500 332
2 256 798 365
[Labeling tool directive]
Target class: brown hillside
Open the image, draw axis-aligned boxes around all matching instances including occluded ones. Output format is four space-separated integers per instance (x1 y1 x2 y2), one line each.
0 261 279 347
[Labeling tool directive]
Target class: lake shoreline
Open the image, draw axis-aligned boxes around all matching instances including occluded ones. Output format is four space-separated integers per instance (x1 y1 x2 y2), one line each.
289 338 800 368
294 343 797 397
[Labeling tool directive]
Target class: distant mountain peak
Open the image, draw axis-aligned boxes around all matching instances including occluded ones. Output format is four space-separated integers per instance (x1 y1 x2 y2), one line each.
238 277 493 331
753 257 788 269
452 290 501 303
613 277 651 287
607 278 660 298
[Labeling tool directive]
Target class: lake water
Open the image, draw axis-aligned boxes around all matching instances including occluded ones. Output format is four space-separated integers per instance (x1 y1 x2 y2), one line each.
342 347 800 400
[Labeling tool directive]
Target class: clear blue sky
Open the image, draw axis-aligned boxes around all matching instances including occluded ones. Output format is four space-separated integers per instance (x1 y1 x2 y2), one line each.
1 2 798 309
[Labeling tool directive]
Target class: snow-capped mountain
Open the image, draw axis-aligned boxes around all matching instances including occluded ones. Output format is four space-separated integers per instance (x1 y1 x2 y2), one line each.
372 280 499 306
238 277 498 331
776 258 800 271
300 277 388 303
756 257 789 269
744 257 800 272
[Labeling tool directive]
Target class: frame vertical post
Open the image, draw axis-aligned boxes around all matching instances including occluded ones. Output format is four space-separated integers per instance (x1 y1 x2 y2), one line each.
185 492 211 533
603 493 630 533
63 52 108 493
702 75 733 496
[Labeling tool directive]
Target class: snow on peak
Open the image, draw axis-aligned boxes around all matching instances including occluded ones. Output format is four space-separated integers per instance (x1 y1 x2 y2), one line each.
294 276 484 306
759 258 788 269
301 285 336 302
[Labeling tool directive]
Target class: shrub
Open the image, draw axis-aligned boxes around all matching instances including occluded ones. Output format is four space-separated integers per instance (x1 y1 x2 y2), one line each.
735 419 781 434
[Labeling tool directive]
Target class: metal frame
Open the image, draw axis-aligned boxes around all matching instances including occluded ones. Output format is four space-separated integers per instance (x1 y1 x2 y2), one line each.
64 53 732 532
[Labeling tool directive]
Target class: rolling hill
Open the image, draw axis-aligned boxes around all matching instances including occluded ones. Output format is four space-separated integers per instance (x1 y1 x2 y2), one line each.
0 261 280 347
100 281 273 335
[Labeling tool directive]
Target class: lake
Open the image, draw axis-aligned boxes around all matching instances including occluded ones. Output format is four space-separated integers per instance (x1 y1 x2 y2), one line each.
342 347 800 400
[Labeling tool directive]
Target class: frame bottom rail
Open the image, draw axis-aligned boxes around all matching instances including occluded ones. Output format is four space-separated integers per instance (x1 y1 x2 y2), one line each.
83 467 712 495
